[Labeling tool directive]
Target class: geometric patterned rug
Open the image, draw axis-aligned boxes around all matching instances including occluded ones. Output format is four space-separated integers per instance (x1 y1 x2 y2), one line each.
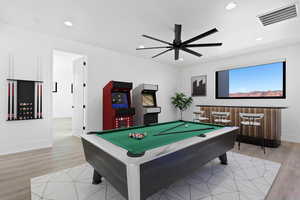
31 152 281 200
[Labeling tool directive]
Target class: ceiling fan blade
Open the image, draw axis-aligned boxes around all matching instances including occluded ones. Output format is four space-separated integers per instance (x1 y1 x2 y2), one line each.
142 35 172 45
174 48 179 60
184 43 222 47
174 24 182 44
181 47 202 57
152 48 173 58
136 46 172 50
182 28 218 45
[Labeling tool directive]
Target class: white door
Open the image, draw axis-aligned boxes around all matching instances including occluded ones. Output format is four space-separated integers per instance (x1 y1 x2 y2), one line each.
72 57 87 137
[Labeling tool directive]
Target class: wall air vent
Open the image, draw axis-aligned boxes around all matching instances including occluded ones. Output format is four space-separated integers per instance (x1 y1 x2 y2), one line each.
258 4 298 26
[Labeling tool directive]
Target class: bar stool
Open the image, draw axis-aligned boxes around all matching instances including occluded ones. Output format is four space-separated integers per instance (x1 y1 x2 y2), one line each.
193 110 209 122
211 111 231 126
239 113 265 154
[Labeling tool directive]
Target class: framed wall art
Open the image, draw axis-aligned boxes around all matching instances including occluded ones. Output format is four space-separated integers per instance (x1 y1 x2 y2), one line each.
191 75 207 97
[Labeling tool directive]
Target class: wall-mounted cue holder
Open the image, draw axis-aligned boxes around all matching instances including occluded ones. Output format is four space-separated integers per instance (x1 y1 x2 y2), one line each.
7 79 43 121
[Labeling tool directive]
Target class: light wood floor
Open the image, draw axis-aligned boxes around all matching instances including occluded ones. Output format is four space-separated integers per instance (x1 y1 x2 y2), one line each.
0 130 300 199
0 118 86 200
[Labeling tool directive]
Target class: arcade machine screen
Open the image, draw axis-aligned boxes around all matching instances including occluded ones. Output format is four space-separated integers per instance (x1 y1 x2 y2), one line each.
112 92 128 109
142 93 155 107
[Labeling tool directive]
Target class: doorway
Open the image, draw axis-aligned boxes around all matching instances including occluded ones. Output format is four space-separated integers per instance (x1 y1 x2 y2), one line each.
52 50 87 139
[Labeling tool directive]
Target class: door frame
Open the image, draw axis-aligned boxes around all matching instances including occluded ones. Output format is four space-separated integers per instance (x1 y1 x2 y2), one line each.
51 50 88 137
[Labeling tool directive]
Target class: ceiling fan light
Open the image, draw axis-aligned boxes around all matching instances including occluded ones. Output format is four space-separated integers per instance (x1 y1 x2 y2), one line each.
138 45 145 49
179 58 184 61
226 2 237 10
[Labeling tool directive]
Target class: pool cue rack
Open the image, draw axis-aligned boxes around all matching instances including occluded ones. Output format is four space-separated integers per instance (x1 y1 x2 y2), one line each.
7 79 43 121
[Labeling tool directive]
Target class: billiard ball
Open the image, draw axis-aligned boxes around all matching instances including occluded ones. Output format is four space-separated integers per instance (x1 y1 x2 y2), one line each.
129 132 146 139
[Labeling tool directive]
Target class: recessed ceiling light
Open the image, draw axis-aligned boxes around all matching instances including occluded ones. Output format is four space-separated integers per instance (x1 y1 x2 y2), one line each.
225 2 237 10
64 21 73 27
138 45 145 49
179 58 184 61
256 37 263 41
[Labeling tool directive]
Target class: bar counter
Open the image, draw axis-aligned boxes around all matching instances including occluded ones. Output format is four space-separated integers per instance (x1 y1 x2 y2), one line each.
196 104 288 147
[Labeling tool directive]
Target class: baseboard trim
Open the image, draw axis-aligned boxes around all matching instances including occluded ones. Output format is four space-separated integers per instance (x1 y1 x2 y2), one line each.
0 140 53 156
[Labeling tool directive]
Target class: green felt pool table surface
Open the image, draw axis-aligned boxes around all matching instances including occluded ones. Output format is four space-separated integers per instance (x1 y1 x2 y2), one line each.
96 121 224 155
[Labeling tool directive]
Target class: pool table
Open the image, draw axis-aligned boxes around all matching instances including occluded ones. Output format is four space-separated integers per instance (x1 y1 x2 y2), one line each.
81 120 238 200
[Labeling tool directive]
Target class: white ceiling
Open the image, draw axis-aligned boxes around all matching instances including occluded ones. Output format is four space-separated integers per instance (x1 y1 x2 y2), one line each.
1 0 300 66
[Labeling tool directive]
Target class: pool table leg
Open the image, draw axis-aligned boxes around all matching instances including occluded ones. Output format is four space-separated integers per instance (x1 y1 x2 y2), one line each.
127 164 141 200
219 153 228 165
92 170 102 184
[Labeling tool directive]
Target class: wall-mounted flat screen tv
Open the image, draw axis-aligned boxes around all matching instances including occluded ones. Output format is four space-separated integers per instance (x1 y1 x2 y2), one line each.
216 61 286 99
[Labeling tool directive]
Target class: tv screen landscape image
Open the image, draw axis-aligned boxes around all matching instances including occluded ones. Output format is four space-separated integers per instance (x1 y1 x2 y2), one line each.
216 61 286 99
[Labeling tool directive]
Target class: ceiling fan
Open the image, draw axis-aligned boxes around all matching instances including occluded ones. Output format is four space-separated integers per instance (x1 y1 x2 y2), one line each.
136 24 222 60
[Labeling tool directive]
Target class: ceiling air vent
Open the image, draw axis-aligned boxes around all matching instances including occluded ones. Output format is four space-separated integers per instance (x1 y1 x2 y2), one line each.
258 4 298 26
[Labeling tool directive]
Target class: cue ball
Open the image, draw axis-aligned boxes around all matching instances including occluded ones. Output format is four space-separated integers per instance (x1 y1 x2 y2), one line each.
185 124 188 127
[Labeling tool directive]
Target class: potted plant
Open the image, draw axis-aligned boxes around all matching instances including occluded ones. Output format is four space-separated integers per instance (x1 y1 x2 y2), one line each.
171 92 193 120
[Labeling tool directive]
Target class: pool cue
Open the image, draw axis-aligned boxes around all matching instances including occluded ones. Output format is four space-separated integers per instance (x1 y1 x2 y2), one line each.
39 83 41 118
34 82 37 119
40 83 43 118
8 81 11 120
154 127 215 136
14 81 17 119
37 83 39 118
157 122 186 135
12 81 14 120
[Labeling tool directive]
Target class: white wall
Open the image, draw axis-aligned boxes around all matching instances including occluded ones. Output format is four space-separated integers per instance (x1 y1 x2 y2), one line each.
0 23 179 155
87 49 180 131
179 44 300 143
52 53 75 118
0 27 53 155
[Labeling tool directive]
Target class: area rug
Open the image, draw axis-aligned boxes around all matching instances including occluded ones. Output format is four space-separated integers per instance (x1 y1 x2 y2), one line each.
31 152 280 200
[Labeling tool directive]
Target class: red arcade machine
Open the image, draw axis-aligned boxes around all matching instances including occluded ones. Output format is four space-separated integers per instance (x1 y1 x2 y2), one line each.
103 81 135 130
